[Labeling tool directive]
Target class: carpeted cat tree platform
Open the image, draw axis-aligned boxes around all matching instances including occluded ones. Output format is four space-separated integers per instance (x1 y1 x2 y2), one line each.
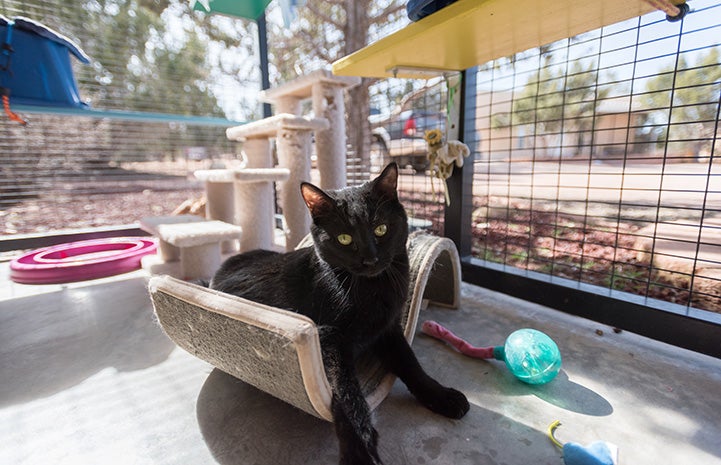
148 233 460 421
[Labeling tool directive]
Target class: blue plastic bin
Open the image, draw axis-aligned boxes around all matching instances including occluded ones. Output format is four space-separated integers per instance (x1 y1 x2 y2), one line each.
1 15 90 108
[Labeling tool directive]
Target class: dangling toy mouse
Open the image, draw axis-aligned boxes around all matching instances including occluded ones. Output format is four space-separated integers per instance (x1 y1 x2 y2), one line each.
424 129 469 205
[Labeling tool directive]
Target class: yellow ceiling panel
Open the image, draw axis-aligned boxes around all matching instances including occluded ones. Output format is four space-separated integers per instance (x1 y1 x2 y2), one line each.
332 0 684 79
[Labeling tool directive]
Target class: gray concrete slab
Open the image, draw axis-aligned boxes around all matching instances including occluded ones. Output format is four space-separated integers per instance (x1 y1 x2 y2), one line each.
1 269 720 465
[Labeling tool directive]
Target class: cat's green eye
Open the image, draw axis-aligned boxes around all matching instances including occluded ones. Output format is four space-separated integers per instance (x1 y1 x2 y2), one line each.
374 224 388 237
337 234 353 245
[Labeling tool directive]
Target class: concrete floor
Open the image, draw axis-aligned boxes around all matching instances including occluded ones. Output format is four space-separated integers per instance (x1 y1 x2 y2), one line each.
1 266 721 465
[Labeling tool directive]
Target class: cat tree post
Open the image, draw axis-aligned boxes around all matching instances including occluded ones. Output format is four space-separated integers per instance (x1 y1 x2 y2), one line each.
310 73 359 190
140 215 204 262
193 169 239 254
260 70 360 191
276 126 313 250
226 114 329 251
195 167 291 253
233 168 290 252
140 218 242 280
273 96 302 115
241 137 273 168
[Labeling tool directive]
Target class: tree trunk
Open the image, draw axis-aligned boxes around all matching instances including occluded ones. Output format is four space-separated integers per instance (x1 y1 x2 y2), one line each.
343 0 372 183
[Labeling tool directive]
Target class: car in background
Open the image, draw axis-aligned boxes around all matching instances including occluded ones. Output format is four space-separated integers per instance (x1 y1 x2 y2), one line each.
370 86 446 173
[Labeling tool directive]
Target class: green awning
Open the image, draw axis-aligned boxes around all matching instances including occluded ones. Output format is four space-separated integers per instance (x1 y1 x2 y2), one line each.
191 0 272 20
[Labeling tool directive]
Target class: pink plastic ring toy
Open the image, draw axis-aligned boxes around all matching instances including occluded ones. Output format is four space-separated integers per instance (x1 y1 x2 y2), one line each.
10 237 157 284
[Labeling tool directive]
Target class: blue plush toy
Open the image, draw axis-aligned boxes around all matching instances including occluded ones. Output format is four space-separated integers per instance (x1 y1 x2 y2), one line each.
548 421 618 465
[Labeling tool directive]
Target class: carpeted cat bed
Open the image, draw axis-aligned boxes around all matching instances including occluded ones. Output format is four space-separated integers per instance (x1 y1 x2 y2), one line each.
148 233 460 421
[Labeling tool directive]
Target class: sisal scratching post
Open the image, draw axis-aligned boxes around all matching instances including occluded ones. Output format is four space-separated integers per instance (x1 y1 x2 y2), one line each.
276 127 313 250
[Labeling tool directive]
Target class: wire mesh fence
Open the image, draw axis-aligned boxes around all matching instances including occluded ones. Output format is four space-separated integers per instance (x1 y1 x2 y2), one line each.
1 0 719 321
466 1 720 316
1 0 263 120
1 114 239 235
368 77 450 236
0 0 261 237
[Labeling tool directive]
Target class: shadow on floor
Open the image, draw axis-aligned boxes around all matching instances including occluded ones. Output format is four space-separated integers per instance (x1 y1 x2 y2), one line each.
441 360 614 417
526 370 613 416
0 277 174 407
196 369 339 465
196 368 562 465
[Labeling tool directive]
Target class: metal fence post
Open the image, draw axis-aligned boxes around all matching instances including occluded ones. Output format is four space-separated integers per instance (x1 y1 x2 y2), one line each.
444 67 477 259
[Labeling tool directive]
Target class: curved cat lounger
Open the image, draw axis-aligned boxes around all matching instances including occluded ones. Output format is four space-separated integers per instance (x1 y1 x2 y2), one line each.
148 233 461 421
10 237 157 284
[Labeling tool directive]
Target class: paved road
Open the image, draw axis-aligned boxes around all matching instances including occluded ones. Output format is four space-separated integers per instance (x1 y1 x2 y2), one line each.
472 160 721 210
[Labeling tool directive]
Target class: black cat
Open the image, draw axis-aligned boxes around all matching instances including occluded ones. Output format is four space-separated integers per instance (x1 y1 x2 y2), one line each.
210 163 469 465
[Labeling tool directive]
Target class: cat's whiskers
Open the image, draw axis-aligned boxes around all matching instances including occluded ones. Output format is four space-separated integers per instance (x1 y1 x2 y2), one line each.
323 266 349 323
384 259 408 298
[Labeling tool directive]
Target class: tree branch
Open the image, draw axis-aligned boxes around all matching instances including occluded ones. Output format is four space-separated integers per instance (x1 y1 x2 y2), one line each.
305 2 343 30
296 29 335 63
371 3 405 24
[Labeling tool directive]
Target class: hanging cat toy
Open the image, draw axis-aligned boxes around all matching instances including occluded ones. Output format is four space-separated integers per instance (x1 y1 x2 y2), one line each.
424 74 470 205
424 128 470 205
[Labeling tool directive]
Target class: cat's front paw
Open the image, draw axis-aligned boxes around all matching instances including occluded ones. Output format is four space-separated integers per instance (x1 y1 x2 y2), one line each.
420 386 470 419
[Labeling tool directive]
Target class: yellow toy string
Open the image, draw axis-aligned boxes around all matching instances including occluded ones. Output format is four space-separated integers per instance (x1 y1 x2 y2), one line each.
547 420 564 449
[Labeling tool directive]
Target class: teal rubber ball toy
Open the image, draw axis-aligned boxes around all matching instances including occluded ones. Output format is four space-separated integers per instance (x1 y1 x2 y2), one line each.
493 328 562 385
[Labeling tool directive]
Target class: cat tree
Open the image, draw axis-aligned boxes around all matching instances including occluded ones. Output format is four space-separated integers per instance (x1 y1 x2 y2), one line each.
225 114 328 250
260 69 361 191
144 70 360 279
194 166 291 252
220 69 360 251
140 216 243 281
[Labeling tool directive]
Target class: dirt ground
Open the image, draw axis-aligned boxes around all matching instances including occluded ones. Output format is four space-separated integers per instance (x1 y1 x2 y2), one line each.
469 199 719 313
2 187 203 235
2 160 718 314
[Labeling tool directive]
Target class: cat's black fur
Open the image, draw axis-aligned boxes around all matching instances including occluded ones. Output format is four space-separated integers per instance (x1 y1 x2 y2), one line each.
210 163 469 465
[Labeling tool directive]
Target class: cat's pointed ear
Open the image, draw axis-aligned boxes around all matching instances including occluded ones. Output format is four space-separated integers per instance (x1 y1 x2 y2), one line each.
301 182 334 217
373 162 399 199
